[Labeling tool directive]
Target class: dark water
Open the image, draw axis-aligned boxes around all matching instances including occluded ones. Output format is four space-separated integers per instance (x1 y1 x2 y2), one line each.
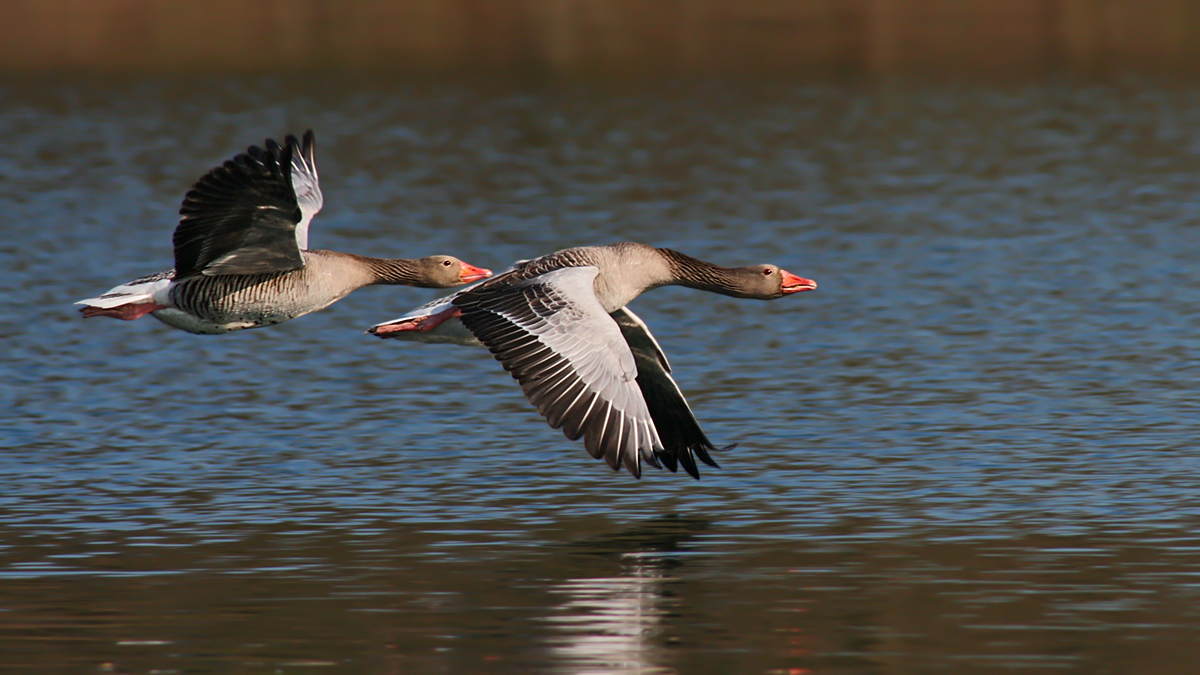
3 76 1200 673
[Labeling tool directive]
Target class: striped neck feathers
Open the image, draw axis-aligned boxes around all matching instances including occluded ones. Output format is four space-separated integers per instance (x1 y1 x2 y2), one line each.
658 247 780 299
362 256 432 286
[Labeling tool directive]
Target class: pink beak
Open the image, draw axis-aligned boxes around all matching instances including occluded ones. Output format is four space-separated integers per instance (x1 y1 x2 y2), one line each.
780 269 817 294
458 263 493 284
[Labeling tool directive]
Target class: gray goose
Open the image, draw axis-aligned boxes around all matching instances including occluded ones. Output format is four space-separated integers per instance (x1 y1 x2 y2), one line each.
368 242 817 478
76 131 491 335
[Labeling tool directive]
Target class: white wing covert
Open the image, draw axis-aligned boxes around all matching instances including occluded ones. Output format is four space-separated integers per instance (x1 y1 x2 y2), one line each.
289 130 323 251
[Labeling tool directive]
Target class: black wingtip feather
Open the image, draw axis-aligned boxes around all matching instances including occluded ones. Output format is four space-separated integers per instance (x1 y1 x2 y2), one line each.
701 443 733 469
624 453 642 479
265 137 284 162
299 130 316 165
656 449 678 473
677 448 700 479
643 449 662 470
173 132 307 278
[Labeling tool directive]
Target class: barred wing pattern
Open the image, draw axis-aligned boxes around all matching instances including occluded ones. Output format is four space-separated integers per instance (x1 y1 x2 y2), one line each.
454 267 665 477
610 308 724 478
174 131 322 278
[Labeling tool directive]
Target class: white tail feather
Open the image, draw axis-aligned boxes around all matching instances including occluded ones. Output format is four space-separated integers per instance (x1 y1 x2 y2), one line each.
76 272 173 308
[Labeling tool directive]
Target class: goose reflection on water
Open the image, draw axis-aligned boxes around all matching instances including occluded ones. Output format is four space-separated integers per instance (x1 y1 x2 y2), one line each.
540 517 706 674
544 555 671 674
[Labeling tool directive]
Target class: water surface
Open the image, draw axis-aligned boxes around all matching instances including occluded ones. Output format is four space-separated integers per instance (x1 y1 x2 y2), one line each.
3 77 1200 673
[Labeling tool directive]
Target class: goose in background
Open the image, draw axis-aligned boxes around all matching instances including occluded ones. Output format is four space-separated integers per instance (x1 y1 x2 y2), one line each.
368 242 816 478
77 131 492 335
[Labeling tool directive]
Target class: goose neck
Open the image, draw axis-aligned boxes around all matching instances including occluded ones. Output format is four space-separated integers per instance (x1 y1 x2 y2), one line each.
659 248 755 298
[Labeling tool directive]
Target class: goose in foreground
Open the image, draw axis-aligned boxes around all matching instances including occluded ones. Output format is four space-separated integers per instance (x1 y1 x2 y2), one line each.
76 131 492 334
367 242 816 478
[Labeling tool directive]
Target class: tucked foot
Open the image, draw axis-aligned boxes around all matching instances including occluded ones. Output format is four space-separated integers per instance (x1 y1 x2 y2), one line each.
79 303 165 321
369 306 462 337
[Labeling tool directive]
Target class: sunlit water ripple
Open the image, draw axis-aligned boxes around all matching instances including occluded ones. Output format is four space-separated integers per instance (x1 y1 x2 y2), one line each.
2 77 1200 673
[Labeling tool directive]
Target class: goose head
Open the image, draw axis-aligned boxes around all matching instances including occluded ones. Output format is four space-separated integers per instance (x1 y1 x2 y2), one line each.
416 256 493 288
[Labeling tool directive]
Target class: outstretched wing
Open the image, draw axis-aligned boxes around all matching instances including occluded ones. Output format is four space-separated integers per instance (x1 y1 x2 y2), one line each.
610 307 725 479
173 130 322 278
454 267 664 477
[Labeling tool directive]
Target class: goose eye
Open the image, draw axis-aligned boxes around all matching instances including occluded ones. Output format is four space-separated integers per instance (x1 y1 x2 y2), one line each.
763 268 774 275
442 260 453 267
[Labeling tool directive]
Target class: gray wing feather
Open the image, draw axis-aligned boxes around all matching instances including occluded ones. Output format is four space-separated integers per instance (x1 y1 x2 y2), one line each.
455 267 664 476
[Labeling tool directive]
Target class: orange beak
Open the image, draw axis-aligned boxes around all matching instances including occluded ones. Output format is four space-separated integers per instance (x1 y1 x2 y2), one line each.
458 263 493 284
780 269 817 294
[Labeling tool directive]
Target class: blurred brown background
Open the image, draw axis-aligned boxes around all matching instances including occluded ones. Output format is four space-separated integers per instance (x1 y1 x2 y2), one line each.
2 0 1199 78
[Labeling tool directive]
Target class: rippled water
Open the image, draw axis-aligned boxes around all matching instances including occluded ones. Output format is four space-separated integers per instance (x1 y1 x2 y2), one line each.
3 76 1200 673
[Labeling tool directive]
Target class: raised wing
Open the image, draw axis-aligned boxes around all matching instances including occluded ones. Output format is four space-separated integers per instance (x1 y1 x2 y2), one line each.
173 131 321 278
454 267 664 477
611 308 725 478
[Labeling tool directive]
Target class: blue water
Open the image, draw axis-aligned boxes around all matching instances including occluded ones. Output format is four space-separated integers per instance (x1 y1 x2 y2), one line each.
3 77 1200 673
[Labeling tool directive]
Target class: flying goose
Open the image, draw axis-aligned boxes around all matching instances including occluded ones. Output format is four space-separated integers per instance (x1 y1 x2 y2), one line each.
368 242 815 478
77 131 491 334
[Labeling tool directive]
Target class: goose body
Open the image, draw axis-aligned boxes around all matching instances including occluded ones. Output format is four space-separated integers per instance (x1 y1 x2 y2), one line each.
369 242 816 478
77 131 491 334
